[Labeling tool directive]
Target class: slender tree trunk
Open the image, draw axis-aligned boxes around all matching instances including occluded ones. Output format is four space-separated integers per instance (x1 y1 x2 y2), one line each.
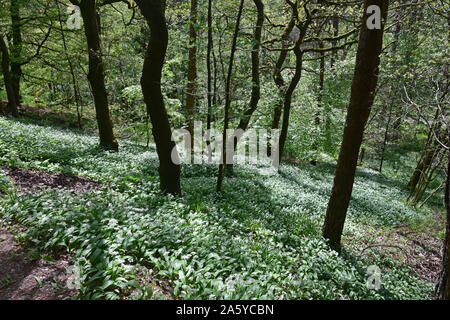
379 13 402 171
0 35 19 117
206 0 213 160
227 0 264 171
439 19 450 296
216 0 245 193
436 148 450 299
57 4 82 129
359 147 366 165
379 104 393 173
330 17 339 68
212 42 218 122
277 17 312 166
271 16 295 132
74 0 118 151
408 110 441 195
10 0 22 104
311 38 325 163
277 44 304 164
235 0 264 133
136 0 182 196
316 41 325 124
322 0 389 249
185 0 198 144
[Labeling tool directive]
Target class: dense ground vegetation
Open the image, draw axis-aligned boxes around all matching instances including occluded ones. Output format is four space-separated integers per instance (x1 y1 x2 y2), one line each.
0 0 448 300
0 116 442 299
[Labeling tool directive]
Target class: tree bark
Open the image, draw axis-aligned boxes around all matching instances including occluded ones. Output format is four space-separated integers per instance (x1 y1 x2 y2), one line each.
277 42 304 164
185 0 198 143
136 0 182 196
436 148 450 299
408 111 441 196
206 0 213 160
216 0 245 192
379 104 393 173
271 16 295 132
330 17 339 68
225 0 264 171
10 0 23 104
57 4 82 129
322 0 389 249
316 40 325 124
236 0 264 133
0 35 19 117
310 39 325 165
74 0 118 151
277 13 313 166
436 12 450 300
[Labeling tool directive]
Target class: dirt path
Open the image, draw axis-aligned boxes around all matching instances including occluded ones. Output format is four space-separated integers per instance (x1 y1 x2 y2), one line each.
0 227 78 300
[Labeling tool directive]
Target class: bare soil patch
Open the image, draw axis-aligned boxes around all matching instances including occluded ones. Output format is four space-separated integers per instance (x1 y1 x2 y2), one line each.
0 227 78 300
2 167 100 194
393 226 443 283
346 220 444 284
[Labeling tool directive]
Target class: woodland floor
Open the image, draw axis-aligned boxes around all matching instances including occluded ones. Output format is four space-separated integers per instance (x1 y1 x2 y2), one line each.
344 222 443 284
0 167 99 299
0 110 446 300
0 166 176 299
0 226 78 300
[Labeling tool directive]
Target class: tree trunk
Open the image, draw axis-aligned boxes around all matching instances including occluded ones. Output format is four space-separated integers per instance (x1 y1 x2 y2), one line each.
235 0 264 133
330 17 339 68
206 0 213 160
75 0 118 151
277 16 313 166
408 113 441 196
225 0 264 171
317 40 325 123
136 0 182 196
271 16 296 132
311 38 325 162
0 35 19 117
436 148 450 299
57 5 82 129
216 0 245 193
10 0 23 104
185 0 198 143
322 0 388 249
379 104 393 173
277 44 304 165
